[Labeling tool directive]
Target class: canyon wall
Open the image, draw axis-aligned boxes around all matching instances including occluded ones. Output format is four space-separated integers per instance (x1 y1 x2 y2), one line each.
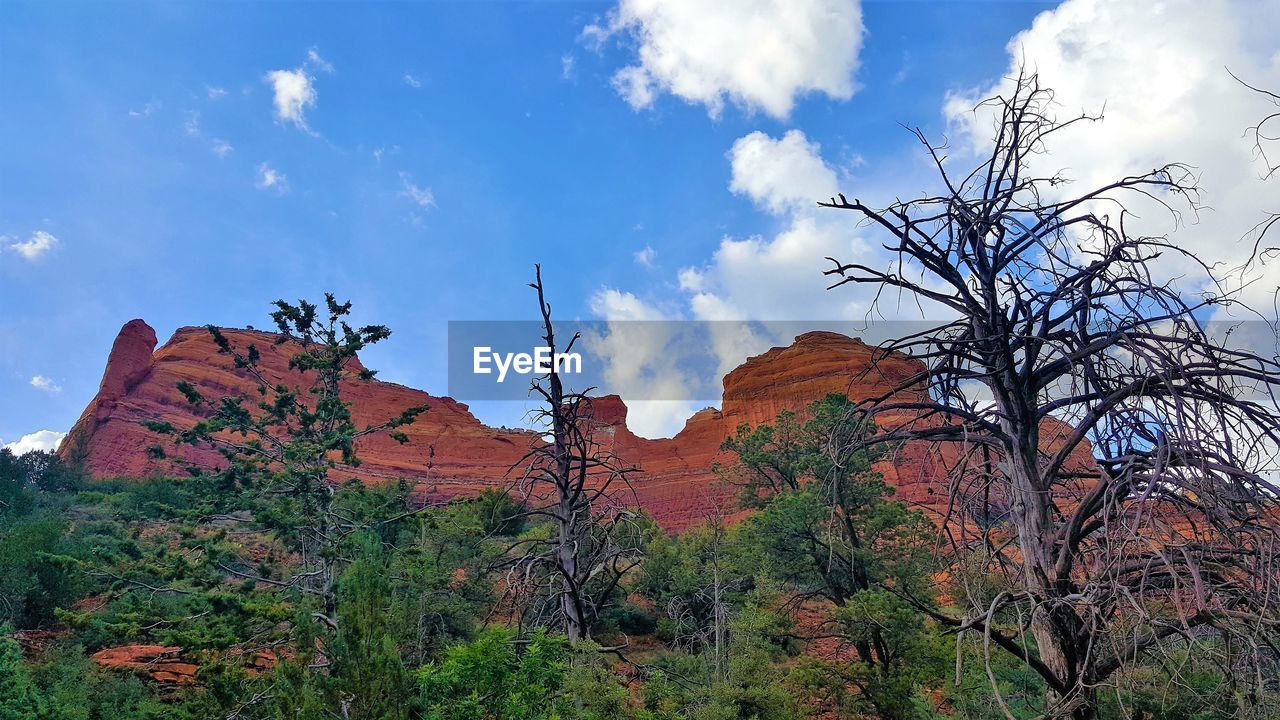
60 321 1069 530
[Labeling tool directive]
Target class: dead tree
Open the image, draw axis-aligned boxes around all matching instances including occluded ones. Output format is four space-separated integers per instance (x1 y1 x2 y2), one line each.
662 508 733 682
1231 70 1280 250
502 265 643 643
821 73 1280 718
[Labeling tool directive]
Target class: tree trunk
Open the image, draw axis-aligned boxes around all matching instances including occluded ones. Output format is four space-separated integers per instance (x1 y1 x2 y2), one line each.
1000 396 1096 719
558 507 585 643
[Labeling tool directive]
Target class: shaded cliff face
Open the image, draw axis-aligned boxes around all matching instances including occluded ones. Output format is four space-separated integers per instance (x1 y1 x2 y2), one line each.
60 322 1083 530
60 319 159 467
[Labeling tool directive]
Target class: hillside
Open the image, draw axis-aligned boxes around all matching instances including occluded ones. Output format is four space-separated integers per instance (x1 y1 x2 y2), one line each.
59 321 962 530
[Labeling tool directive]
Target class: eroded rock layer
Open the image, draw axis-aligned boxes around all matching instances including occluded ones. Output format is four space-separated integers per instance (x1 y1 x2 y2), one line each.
60 321 1079 530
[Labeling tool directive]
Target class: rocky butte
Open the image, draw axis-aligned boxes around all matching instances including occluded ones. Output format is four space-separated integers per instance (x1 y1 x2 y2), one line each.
60 320 1089 531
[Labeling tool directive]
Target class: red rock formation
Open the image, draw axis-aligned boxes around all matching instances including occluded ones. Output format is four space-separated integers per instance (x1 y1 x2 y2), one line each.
59 321 1089 531
59 322 538 502
90 645 198 685
720 331 927 427
60 319 158 469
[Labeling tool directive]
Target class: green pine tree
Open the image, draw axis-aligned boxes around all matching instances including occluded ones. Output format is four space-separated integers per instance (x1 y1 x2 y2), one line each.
332 536 411 720
0 626 36 720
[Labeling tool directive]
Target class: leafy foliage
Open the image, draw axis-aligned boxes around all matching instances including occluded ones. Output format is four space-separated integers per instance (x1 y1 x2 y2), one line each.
723 394 944 719
4 292 1277 719
0 626 37 720
417 627 570 720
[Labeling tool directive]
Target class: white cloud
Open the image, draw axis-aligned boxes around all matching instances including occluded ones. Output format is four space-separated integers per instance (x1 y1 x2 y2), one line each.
4 430 66 455
591 0 1280 437
180 110 233 157
610 66 657 111
586 131 874 434
587 289 699 438
593 128 937 427
681 129 875 324
728 130 838 214
592 288 666 322
206 85 227 100
399 172 435 209
29 375 61 393
372 145 400 165
561 54 576 81
585 0 865 119
263 50 330 131
893 50 913 85
306 48 334 74
8 230 59 260
255 163 288 193
677 267 704 292
944 0 1280 311
403 73 423 89
634 245 656 266
265 68 318 132
128 99 161 118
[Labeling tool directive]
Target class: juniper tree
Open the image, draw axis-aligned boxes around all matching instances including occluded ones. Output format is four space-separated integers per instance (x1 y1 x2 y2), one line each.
332 536 412 720
0 625 36 720
724 393 937 719
148 295 426 640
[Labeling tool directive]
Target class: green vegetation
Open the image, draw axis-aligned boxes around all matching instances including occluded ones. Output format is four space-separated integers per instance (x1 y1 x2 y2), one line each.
3 302 1276 719
4 406 1267 718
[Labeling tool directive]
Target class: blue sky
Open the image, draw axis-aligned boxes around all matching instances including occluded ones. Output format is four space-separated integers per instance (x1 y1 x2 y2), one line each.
3 0 1276 445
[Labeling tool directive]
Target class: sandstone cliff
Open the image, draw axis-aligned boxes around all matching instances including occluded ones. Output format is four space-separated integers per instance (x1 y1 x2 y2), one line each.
59 321 1083 530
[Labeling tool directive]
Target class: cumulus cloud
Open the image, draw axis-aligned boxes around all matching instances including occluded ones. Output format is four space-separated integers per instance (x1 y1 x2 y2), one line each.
4 430 66 455
674 269 700 293
255 163 288 193
264 49 331 132
588 131 888 435
944 0 1280 311
7 230 59 260
403 73 423 89
587 289 700 438
594 129 943 434
206 85 227 100
681 129 876 324
633 245 656 266
29 375 61 393
265 68 318 132
585 0 864 119
728 130 838 215
592 287 665 321
399 172 435 209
